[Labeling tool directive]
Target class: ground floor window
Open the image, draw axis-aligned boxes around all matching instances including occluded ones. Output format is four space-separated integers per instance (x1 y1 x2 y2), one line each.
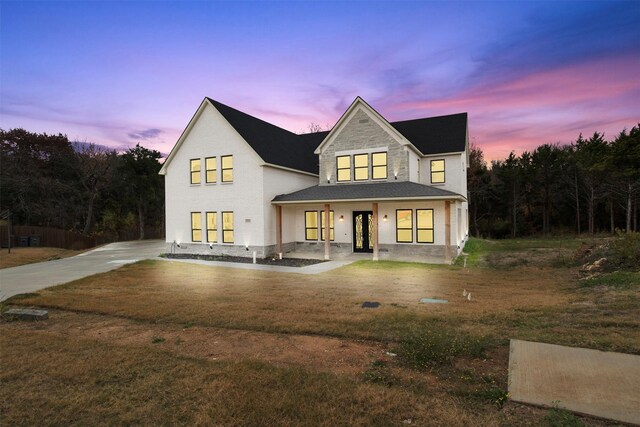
416 209 434 243
222 211 234 243
305 211 318 240
320 210 335 241
206 211 217 243
396 209 413 242
191 212 202 242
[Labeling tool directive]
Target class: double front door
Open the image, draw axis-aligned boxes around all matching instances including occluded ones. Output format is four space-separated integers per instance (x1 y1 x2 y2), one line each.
353 211 373 253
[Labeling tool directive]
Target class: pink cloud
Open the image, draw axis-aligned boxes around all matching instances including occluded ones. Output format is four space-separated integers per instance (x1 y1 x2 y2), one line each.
386 54 640 161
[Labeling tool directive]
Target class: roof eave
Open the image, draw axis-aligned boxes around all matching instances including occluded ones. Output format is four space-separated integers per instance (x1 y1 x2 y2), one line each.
314 96 416 155
158 97 211 175
272 194 466 204
262 163 318 177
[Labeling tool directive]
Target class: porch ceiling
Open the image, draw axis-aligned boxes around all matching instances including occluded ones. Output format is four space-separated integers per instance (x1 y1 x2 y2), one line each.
272 181 465 204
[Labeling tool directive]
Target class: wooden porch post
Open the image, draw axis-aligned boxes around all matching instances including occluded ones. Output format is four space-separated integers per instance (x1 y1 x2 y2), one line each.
444 201 452 263
372 202 379 261
324 204 330 260
276 205 283 255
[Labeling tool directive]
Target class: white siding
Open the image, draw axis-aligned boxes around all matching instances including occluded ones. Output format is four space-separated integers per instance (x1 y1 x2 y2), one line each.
262 166 317 246
164 103 265 246
420 152 466 196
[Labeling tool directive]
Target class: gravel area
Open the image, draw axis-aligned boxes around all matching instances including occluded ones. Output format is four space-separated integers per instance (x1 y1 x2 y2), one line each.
163 253 327 267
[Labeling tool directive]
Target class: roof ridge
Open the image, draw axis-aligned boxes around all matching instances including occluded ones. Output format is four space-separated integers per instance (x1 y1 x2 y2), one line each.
206 97 298 137
390 112 468 125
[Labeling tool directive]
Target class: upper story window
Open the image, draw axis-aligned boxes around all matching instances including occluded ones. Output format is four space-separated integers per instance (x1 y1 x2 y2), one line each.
190 159 201 184
354 154 369 181
205 157 217 183
191 212 202 242
336 156 351 182
221 155 233 182
431 159 445 184
372 152 387 180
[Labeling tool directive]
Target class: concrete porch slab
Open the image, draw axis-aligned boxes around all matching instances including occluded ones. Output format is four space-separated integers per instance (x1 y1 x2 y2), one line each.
508 339 640 425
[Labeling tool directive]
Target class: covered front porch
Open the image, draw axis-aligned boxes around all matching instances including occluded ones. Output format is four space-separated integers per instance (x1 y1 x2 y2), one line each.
271 182 467 264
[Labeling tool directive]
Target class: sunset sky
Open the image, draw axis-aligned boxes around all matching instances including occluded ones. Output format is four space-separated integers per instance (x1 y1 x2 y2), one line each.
1 1 638 161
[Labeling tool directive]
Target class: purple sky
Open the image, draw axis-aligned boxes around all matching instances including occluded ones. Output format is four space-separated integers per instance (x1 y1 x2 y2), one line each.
1 1 638 161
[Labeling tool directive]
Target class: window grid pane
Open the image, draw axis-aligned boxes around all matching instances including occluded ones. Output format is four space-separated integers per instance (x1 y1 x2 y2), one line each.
372 152 387 180
396 209 413 243
190 159 201 184
221 155 233 182
431 160 445 183
191 212 202 242
354 154 368 181
205 157 216 183
222 212 234 243
206 212 217 243
305 211 319 240
416 209 434 243
336 156 351 182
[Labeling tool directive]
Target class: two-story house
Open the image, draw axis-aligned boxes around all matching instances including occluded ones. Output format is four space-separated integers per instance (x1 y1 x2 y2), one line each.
159 96 469 263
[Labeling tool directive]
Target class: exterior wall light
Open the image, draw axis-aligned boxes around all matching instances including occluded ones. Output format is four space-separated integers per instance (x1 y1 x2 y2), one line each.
339 215 344 222
383 215 388 221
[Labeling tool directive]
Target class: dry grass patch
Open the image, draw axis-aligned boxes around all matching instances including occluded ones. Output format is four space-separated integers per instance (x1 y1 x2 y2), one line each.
1 309 388 375
2 237 634 426
0 328 506 427
12 259 574 342
0 247 83 269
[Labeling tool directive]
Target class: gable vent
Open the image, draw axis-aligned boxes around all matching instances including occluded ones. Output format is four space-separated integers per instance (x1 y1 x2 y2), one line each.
359 119 369 123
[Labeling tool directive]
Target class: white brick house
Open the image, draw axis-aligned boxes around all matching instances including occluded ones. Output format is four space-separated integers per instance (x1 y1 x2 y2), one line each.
159 96 469 263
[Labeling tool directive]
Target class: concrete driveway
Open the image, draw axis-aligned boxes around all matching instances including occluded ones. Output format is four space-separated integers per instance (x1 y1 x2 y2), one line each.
0 240 165 301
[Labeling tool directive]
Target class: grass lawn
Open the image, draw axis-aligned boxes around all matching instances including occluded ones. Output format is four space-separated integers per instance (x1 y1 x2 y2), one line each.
1 237 638 426
0 247 84 269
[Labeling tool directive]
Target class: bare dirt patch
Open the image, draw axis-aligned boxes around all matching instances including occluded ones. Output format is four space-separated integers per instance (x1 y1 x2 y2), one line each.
1 309 391 375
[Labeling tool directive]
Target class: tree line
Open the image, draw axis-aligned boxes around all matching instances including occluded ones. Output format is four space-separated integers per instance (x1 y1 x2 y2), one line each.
0 128 164 240
468 125 640 238
2 124 638 242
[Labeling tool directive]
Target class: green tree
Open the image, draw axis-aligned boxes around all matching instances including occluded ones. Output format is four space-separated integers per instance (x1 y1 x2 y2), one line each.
118 144 164 239
576 132 609 233
0 128 80 229
467 143 491 237
609 125 640 232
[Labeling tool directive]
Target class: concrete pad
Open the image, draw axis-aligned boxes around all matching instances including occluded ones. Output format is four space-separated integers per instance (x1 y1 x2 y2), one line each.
0 240 165 301
3 308 48 320
508 339 640 425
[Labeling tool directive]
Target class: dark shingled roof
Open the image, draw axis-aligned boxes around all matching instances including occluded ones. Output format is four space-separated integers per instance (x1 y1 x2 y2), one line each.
208 98 321 174
272 181 463 203
390 113 468 155
208 98 467 174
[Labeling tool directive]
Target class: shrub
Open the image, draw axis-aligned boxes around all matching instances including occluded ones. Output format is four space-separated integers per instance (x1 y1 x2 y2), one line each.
609 232 640 271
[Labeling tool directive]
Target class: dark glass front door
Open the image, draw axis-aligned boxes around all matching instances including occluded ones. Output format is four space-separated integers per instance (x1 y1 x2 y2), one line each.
353 211 373 253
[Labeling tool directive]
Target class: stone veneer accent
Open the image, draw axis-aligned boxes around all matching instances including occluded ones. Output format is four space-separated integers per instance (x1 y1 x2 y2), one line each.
294 241 353 255
165 242 457 264
164 242 296 258
319 109 408 185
